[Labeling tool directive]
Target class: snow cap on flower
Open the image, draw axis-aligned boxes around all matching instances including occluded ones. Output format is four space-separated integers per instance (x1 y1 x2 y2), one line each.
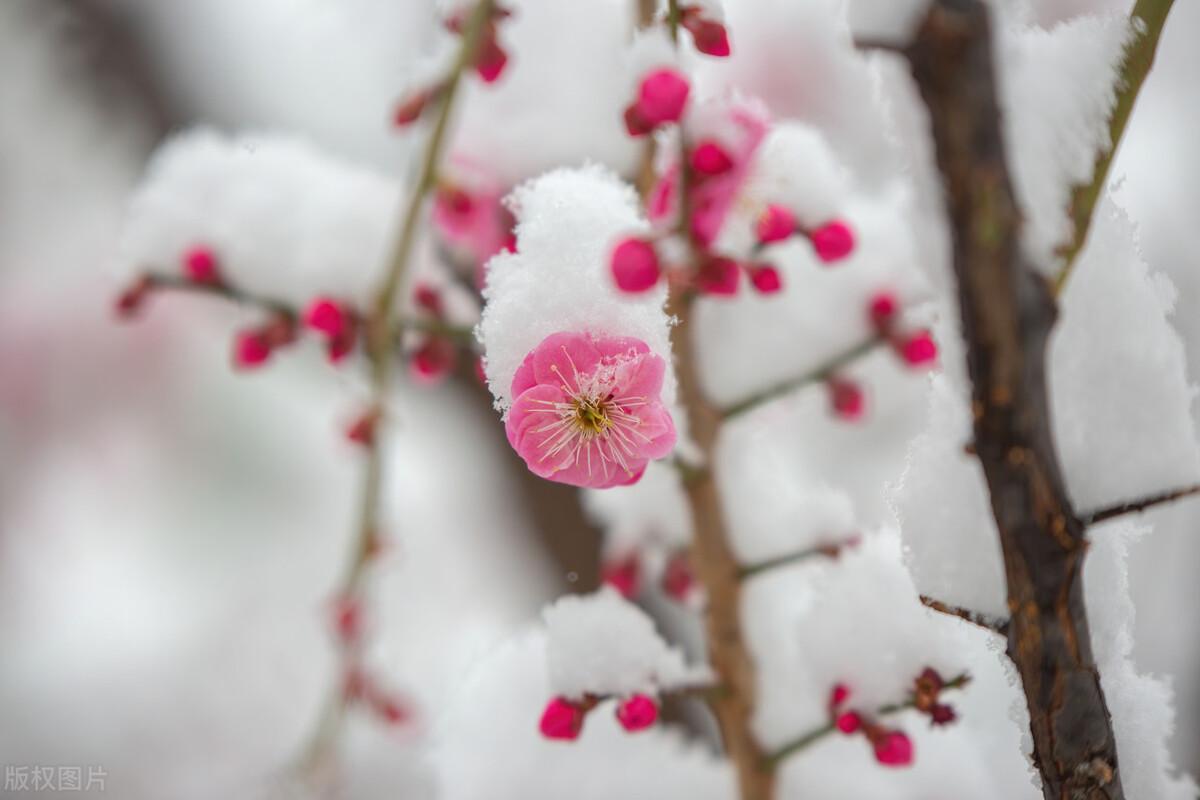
504 331 675 488
480 165 675 411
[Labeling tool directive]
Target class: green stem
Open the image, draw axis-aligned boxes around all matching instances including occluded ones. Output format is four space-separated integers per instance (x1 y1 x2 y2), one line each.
1054 0 1175 295
720 337 884 419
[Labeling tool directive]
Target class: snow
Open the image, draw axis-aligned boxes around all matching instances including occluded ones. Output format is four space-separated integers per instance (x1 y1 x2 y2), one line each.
543 588 705 698
479 165 675 411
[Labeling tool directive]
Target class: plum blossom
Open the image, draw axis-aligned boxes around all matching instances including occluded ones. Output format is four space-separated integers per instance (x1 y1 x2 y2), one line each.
504 331 675 489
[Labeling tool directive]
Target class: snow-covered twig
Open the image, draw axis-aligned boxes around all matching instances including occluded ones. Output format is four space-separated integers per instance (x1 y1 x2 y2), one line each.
919 595 1008 636
1054 0 1176 295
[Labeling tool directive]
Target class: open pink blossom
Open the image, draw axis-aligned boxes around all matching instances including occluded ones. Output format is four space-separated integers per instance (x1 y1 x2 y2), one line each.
505 332 676 489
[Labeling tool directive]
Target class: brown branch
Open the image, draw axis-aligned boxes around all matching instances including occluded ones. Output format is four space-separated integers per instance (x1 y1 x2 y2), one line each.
904 2 1125 798
1081 483 1200 526
1054 0 1176 295
920 595 1008 636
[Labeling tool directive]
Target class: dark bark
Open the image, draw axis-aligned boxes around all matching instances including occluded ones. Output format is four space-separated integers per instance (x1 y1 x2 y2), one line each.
903 2 1123 798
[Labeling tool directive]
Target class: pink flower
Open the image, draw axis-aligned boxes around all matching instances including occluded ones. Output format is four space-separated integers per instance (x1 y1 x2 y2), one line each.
809 220 856 263
539 696 587 741
183 245 220 284
872 730 914 767
687 103 770 247
432 176 514 269
505 332 676 488
624 68 690 137
615 694 659 732
610 237 661 293
756 204 797 244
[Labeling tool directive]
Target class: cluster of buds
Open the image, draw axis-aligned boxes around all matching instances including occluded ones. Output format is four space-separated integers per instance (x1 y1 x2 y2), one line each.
538 693 660 741
911 667 961 727
601 550 700 607
754 204 856 265
330 594 412 727
408 283 459 384
393 4 512 126
822 292 939 422
827 683 913 767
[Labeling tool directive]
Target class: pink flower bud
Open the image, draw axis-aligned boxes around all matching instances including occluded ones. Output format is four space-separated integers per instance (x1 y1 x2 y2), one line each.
869 291 898 331
183 245 220 284
755 205 797 244
632 68 690 130
393 86 438 126
930 704 957 726
662 551 697 603
411 337 457 384
414 283 444 317
872 730 914 766
601 553 641 599
899 330 937 366
539 697 586 741
682 11 731 57
232 329 272 370
696 257 741 296
809 220 855 263
748 264 782 294
475 31 508 83
304 297 351 339
835 711 862 734
829 683 851 711
346 408 379 447
115 276 153 318
332 595 362 645
611 238 661 292
623 105 655 137
615 694 659 732
828 378 864 421
690 140 733 176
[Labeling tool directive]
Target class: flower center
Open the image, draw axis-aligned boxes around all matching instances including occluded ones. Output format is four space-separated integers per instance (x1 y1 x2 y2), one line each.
573 394 613 435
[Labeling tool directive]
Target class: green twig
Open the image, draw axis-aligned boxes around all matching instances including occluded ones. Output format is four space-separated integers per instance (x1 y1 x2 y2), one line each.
1054 0 1176 295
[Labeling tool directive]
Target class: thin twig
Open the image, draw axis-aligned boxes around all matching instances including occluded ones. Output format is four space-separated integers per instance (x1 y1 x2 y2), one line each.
920 595 1008 636
720 337 884 419
137 273 475 343
738 540 855 580
764 673 970 767
1054 0 1176 295
1081 483 1200 526
298 0 496 774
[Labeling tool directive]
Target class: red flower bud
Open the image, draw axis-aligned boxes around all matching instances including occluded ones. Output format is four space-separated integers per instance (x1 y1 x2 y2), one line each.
872 730 913 767
690 140 733 176
756 205 797 244
828 377 864 421
183 245 220 284
899 330 937 366
539 696 586 741
748 264 782 294
610 237 661 293
836 711 862 734
868 291 898 331
601 553 641 599
809 220 855 263
232 329 272 370
615 694 659 732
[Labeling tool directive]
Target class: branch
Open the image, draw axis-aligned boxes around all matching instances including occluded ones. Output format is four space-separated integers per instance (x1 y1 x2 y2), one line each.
1053 0 1176 295
920 595 1008 636
299 0 496 774
764 673 970 767
133 273 475 344
904 2 1126 797
720 337 884 419
1081 483 1200 526
739 539 856 580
